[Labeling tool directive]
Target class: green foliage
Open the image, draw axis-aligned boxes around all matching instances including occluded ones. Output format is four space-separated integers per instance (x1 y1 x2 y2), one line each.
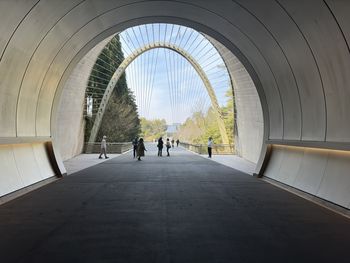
175 87 234 145
85 35 141 142
140 118 167 141
97 88 141 142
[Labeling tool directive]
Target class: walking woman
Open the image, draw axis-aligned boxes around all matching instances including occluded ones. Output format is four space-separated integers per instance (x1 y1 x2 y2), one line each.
166 138 171 157
137 138 146 161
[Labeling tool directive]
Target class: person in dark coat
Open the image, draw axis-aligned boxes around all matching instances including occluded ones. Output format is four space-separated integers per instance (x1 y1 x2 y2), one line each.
157 137 164 156
176 139 180 147
207 137 213 158
132 137 138 158
137 138 146 161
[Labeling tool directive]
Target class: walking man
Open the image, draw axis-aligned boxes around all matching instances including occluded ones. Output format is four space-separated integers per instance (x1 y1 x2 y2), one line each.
176 139 180 147
207 137 213 158
99 135 109 159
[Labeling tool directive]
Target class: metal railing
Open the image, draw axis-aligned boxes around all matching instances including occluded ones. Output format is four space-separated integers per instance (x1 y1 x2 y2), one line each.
180 142 235 155
84 142 132 154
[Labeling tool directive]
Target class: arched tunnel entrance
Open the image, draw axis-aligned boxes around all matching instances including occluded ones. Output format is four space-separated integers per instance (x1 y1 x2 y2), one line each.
55 23 263 162
0 0 350 210
1 1 350 261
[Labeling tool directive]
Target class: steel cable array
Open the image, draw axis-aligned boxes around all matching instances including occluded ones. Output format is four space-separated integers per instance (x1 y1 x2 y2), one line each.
85 23 232 129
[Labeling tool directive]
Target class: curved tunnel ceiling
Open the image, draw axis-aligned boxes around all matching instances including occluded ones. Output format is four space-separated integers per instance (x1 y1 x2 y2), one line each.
0 0 348 150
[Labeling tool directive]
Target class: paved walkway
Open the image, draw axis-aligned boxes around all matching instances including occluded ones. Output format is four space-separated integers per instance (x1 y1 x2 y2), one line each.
63 153 121 174
1 143 350 263
200 154 256 174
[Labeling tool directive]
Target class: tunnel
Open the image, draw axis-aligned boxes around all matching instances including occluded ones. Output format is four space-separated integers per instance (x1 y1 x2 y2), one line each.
1 0 350 218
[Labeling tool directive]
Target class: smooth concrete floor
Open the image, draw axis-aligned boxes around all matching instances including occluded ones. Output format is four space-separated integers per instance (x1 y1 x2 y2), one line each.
1 144 350 263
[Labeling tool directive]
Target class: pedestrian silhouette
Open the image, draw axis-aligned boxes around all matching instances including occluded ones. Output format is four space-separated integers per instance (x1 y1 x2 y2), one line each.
137 138 146 161
132 137 138 158
157 137 164 156
99 135 109 159
166 138 171 157
208 137 213 158
171 139 175 148
176 139 180 147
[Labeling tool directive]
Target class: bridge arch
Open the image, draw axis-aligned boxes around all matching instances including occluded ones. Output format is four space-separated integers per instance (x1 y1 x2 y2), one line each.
87 41 231 145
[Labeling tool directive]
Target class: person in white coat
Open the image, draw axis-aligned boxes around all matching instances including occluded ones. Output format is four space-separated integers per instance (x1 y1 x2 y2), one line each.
99 135 109 159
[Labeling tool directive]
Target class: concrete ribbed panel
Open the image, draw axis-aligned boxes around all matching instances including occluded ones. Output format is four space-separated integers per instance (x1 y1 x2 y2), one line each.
279 1 350 142
265 145 350 209
0 143 55 197
326 0 350 47
0 0 38 136
0 1 81 137
0 145 23 197
277 147 303 186
316 151 350 208
32 143 55 180
12 144 43 186
55 37 112 161
16 0 85 136
293 148 329 195
264 146 285 181
18 0 119 136
0 0 38 57
235 0 326 141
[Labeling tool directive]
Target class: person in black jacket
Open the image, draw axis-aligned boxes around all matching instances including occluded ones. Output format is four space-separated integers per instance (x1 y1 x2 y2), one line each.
157 137 164 156
132 137 138 158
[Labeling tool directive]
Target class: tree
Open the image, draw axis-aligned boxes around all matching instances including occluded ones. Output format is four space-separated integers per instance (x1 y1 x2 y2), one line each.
85 35 141 142
140 118 167 141
175 87 234 145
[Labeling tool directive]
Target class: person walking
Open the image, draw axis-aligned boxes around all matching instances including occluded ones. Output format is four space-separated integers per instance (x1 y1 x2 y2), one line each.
207 137 213 158
137 138 146 161
157 137 164 156
166 138 171 157
132 137 138 158
176 139 180 147
99 135 109 159
171 139 175 148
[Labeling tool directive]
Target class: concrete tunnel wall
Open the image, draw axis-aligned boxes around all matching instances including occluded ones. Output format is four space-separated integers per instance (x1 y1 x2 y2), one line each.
206 35 264 164
55 36 114 161
1 0 350 208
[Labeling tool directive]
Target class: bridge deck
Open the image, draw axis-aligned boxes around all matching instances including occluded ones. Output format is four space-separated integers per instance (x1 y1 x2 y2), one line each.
1 143 350 263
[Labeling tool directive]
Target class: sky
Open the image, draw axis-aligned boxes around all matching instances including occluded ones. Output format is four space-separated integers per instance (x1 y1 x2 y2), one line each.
119 23 232 125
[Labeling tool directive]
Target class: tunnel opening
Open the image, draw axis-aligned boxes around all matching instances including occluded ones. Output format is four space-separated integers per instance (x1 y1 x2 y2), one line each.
54 23 264 174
